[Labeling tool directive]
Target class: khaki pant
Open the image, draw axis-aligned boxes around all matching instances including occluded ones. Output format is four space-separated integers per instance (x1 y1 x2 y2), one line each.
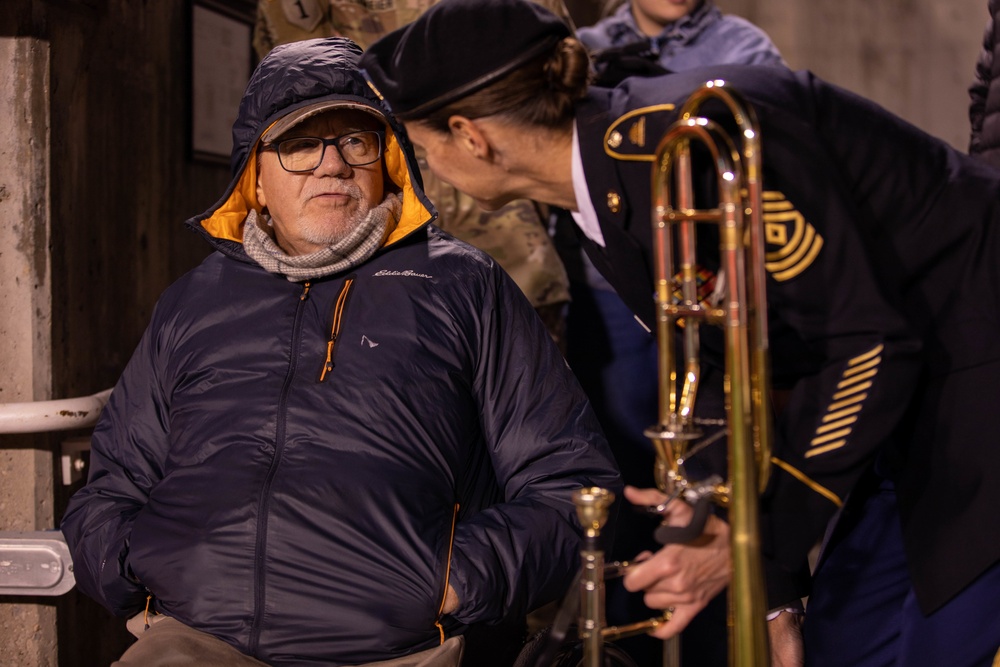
115 615 465 667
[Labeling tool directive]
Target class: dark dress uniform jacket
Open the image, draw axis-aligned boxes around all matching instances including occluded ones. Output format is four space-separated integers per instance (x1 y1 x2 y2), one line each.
573 64 1000 613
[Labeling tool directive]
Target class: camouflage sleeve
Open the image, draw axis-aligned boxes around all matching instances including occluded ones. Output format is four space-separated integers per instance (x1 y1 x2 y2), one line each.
420 170 570 311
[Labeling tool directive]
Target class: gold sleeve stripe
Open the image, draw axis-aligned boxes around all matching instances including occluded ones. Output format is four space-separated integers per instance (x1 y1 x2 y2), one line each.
828 394 866 412
823 405 863 422
807 343 883 459
832 384 871 401
848 344 884 365
811 428 852 446
770 457 843 506
805 441 846 458
844 357 881 377
762 191 786 201
837 368 879 388
816 416 858 434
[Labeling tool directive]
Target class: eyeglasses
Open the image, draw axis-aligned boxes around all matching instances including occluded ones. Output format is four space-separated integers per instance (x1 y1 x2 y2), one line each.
260 130 385 172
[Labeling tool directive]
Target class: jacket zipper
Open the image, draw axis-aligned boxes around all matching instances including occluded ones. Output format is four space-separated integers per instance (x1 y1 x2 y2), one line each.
319 276 356 382
434 503 461 644
249 280 310 655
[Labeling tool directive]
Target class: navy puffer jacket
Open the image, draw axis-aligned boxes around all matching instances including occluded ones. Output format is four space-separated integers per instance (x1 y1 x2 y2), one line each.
61 38 621 665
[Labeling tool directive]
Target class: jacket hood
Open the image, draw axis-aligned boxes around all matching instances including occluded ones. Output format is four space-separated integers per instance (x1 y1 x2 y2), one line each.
186 37 435 251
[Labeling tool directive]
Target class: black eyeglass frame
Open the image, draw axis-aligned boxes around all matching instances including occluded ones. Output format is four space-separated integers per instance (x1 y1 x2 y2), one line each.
259 130 386 173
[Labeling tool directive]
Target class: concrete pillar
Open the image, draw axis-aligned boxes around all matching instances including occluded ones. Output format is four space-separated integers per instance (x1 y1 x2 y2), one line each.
0 37 57 667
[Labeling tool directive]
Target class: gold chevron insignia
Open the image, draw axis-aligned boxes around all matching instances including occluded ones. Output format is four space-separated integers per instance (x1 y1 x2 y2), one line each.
762 191 823 281
805 344 884 459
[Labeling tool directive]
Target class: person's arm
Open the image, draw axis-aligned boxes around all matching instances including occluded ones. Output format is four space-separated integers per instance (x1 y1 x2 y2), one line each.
445 264 622 624
622 73 925 625
60 320 172 617
748 76 931 608
622 212 921 631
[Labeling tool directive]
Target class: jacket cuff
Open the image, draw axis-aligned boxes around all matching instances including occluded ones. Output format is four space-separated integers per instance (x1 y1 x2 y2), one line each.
763 554 810 610
445 539 502 625
100 535 148 617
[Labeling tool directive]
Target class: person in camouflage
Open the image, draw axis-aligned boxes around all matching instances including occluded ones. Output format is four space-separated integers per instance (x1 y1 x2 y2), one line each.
253 0 572 347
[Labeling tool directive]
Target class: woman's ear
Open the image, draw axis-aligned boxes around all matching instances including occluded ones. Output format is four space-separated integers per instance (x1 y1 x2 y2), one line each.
448 115 491 160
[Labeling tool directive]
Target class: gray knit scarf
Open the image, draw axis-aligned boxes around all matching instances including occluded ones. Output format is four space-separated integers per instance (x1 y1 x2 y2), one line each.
242 192 402 281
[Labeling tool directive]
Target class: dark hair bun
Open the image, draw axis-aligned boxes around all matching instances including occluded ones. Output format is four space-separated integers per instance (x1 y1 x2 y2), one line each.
545 37 591 100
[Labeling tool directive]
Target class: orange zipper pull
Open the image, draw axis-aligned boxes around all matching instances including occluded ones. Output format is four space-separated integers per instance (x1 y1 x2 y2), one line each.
320 337 336 382
318 278 355 382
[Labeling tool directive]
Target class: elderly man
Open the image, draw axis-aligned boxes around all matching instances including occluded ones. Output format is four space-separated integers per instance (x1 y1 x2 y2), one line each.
60 37 620 667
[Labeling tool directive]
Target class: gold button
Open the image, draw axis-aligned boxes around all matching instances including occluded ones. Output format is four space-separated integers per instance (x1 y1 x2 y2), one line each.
607 131 623 149
607 190 621 213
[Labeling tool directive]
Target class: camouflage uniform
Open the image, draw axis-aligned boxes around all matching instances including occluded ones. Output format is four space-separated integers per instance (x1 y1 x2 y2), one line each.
254 0 572 346
254 0 575 54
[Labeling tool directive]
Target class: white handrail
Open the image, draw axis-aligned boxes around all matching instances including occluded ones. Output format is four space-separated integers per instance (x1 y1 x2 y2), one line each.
0 391 112 596
0 388 112 434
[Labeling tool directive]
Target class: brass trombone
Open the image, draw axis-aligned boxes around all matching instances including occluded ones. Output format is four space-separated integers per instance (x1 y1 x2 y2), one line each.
572 80 773 667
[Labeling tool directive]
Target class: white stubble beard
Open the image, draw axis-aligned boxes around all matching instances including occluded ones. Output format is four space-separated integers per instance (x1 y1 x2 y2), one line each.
299 182 373 248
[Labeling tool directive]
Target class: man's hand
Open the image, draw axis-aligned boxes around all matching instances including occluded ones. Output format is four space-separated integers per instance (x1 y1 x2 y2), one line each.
768 609 804 667
441 584 460 615
620 486 732 640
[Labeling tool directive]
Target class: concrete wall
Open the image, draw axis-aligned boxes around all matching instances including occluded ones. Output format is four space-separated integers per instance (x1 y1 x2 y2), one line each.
0 37 58 667
717 0 988 151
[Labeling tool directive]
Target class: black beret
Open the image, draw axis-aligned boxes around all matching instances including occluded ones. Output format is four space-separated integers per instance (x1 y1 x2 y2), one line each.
359 0 571 119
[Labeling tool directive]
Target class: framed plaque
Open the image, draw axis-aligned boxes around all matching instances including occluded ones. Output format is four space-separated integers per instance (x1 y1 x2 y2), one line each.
191 0 255 163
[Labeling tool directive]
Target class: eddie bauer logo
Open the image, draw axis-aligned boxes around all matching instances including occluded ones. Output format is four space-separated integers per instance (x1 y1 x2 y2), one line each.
373 269 433 279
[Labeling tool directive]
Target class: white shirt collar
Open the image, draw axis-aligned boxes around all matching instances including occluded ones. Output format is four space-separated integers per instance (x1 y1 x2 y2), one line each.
570 120 606 247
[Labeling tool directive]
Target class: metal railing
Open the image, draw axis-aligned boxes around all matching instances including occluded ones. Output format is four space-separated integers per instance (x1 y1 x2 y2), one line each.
0 388 112 596
0 388 111 434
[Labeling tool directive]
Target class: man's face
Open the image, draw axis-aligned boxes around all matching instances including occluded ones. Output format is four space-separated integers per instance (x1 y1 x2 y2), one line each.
256 109 386 256
631 0 700 34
